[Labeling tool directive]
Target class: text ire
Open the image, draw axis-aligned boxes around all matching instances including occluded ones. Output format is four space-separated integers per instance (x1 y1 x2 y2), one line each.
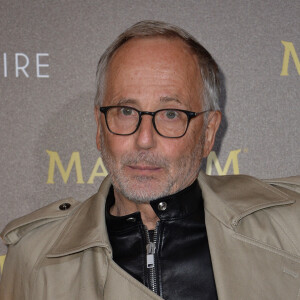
1 53 49 78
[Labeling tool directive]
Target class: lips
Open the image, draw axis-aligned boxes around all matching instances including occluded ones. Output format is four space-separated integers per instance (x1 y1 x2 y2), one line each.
129 165 161 171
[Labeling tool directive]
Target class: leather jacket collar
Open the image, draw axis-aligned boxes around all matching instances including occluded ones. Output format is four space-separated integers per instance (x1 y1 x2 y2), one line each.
106 179 205 231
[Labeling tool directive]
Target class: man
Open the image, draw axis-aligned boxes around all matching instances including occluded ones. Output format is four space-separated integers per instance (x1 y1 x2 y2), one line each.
0 20 299 300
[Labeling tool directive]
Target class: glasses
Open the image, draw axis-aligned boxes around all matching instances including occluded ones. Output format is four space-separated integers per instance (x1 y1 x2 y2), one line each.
100 106 210 138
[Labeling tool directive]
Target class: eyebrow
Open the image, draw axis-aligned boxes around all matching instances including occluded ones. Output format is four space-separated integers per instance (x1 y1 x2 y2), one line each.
117 98 138 105
160 96 182 104
116 96 183 106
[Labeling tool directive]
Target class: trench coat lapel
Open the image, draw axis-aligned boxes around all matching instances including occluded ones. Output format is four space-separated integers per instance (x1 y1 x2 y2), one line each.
48 176 112 257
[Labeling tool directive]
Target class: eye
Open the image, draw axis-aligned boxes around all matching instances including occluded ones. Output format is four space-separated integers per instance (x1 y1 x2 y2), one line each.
165 110 178 119
120 107 134 116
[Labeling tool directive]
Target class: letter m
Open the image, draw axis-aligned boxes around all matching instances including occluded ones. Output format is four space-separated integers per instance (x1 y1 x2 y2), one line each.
47 150 84 184
0 255 5 274
280 41 300 76
206 149 241 175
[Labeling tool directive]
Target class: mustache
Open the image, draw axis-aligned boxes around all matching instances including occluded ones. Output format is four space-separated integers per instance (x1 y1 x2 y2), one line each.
121 152 168 168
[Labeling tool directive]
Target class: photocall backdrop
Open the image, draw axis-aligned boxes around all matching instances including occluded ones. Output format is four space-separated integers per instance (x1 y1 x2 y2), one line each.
0 0 299 272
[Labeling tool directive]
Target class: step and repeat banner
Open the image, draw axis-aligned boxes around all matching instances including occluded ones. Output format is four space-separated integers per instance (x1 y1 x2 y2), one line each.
0 0 299 269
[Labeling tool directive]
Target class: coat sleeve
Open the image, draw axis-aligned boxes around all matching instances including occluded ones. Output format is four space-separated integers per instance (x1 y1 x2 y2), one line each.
0 242 32 299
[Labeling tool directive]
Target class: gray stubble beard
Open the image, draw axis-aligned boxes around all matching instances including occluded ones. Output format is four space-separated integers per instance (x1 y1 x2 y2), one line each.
100 131 205 203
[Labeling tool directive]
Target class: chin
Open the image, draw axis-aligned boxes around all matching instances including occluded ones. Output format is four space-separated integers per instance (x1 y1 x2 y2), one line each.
116 177 172 203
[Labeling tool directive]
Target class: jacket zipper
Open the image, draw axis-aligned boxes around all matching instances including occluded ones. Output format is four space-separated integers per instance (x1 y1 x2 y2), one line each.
145 224 159 294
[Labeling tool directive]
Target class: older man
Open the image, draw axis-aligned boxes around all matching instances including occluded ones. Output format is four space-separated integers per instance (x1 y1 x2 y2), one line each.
0 21 300 300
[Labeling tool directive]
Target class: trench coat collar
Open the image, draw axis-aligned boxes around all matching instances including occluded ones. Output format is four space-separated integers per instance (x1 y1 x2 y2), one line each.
48 176 112 258
48 172 295 257
198 172 295 228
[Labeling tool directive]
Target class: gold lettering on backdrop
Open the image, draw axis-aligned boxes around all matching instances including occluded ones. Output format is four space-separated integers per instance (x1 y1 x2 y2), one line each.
47 150 242 183
0 255 5 274
206 149 241 175
87 157 108 183
47 150 84 184
280 41 300 76
46 151 108 184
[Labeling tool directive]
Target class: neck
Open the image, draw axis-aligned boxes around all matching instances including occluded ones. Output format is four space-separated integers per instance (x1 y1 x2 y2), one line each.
110 189 159 230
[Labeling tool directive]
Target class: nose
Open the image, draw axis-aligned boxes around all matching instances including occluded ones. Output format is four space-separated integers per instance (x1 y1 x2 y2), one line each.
135 115 156 150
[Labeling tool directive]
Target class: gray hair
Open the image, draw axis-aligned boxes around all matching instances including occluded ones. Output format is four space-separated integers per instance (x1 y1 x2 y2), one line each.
94 20 220 111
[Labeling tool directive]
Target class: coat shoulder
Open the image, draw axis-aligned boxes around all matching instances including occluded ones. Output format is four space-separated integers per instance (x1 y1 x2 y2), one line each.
200 172 300 193
263 175 300 194
199 171 300 229
199 172 300 204
1 197 81 245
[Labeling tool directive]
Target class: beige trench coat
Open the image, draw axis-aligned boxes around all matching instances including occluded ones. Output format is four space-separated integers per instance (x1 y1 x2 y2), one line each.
0 172 300 299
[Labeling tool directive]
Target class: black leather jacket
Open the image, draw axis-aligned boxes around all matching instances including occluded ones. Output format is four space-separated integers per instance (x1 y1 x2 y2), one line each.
106 180 218 300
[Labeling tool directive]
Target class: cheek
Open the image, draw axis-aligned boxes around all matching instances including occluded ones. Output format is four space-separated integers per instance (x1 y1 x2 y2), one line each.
104 134 133 159
187 120 205 147
100 118 124 157
158 139 190 161
160 128 203 163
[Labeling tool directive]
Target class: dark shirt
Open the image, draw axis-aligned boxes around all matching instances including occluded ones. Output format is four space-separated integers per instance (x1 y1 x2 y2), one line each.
106 180 218 300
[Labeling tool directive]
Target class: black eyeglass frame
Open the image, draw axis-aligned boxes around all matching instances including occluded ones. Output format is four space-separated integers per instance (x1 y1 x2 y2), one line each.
99 105 211 138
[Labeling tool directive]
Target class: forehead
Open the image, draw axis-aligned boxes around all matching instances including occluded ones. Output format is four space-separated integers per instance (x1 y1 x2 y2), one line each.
104 37 203 109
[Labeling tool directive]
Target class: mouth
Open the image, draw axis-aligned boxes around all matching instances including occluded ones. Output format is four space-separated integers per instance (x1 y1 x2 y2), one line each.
127 164 162 174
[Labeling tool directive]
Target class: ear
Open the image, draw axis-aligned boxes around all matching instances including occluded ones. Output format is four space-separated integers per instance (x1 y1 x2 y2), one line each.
94 106 101 151
202 110 222 158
